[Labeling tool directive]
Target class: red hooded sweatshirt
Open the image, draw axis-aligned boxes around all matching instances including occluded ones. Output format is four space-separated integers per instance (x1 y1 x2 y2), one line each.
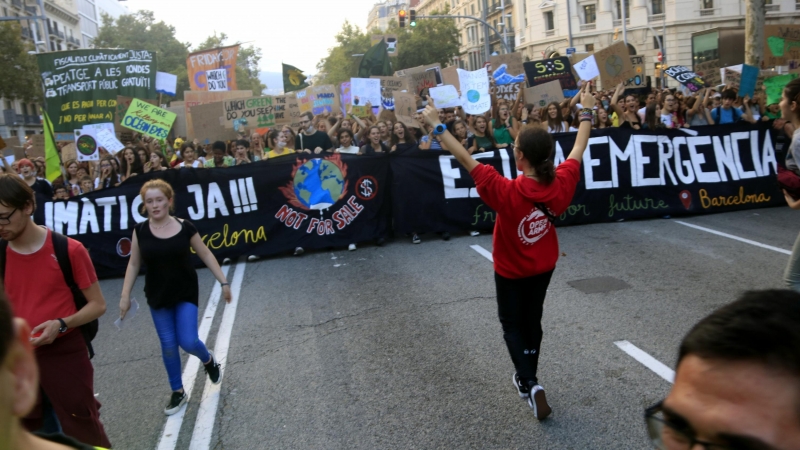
470 158 581 279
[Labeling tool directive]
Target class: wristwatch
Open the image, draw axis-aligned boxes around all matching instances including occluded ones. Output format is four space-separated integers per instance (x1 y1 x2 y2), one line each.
220 282 231 287
57 318 68 333
432 124 446 135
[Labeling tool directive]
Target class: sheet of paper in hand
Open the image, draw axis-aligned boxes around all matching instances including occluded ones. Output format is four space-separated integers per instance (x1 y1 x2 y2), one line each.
350 78 382 108
429 85 462 108
573 54 600 81
458 68 491 115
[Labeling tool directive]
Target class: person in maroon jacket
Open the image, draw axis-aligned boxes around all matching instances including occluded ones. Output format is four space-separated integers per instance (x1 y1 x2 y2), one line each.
422 82 595 420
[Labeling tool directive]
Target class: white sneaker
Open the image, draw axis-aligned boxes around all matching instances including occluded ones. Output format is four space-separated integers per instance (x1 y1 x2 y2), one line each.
222 258 231 264
247 255 258 261
527 384 552 420
348 243 357 251
294 247 304 256
470 231 480 237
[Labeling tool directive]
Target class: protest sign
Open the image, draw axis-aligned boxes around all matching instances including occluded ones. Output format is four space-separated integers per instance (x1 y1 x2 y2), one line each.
28 135 45 159
339 82 351 115
399 64 441 95
494 82 522 103
392 92 419 128
441 66 460 91
74 128 99 162
523 57 577 90
764 74 798 105
285 93 303 128
121 99 177 140
165 101 187 138
371 34 398 57
573 54 600 81
524 80 564 109
206 69 229 91
272 94 295 126
189 102 238 144
371 76 408 110
624 56 648 91
3 148 15 166
186 44 239 91
222 96 279 129
37 49 158 133
458 68 491 115
115 96 158 133
695 59 721 86
60 143 77 162
309 85 340 115
184 90 253 140
429 85 462 108
490 52 525 86
594 42 636 88
156 72 177 97
664 66 706 92
763 25 800 68
738 64 759 98
13 146 25 161
95 128 125 154
724 68 741 91
296 88 313 115
350 78 381 107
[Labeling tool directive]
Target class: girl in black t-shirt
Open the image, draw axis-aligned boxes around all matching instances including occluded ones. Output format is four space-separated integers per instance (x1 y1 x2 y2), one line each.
119 179 232 416
390 122 417 153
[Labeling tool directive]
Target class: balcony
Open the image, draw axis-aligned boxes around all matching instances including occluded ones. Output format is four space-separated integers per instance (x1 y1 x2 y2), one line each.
67 36 80 46
490 30 514 44
545 29 555 36
613 18 630 26
648 13 664 21
698 8 716 16
3 110 24 126
580 23 596 31
487 0 512 16
765 3 780 11
24 115 41 125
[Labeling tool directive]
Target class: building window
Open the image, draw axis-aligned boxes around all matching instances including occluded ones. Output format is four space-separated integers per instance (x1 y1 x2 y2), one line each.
583 4 596 23
586 43 595 52
701 0 713 9
471 4 475 14
651 0 664 14
615 0 630 19
544 11 554 30
5 101 13 111
21 103 28 116
523 0 528 27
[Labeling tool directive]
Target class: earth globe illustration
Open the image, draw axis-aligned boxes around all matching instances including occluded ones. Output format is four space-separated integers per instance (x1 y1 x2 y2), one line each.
605 55 624 77
293 159 345 210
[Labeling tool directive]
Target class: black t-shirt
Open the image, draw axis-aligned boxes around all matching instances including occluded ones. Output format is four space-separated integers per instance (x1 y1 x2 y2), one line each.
29 178 53 198
295 131 333 153
134 218 200 309
360 142 389 155
392 142 417 154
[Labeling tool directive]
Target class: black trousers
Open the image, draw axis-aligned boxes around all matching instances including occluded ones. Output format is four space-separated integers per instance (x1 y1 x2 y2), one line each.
494 269 554 385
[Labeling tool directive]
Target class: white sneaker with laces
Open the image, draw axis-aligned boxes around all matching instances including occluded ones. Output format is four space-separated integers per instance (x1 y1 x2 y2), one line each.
470 231 480 237
528 384 552 420
348 243 357 251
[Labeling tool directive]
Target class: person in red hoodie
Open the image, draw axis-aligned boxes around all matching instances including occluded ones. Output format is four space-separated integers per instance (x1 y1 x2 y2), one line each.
422 82 595 420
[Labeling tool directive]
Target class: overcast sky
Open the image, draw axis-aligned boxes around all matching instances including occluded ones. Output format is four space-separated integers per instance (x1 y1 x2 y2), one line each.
122 0 382 89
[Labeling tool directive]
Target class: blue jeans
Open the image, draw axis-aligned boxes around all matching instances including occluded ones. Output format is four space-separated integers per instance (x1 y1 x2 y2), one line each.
150 302 211 391
785 232 800 292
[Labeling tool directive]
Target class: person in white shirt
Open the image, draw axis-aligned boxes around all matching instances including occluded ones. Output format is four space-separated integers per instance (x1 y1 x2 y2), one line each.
178 144 203 168
334 129 360 154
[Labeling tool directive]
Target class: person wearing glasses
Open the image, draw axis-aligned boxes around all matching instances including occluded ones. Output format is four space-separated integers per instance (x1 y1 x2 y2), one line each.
295 112 333 155
645 289 800 449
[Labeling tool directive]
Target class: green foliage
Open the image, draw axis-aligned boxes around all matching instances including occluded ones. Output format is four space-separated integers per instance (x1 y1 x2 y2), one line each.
317 16 459 86
0 22 41 102
93 11 190 100
195 33 265 96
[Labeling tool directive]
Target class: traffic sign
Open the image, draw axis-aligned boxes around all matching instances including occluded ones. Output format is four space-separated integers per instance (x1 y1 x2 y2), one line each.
566 47 576 55
657 51 663 62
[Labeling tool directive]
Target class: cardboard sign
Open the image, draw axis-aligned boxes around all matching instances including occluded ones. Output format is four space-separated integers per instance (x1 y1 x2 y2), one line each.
121 99 177 140
399 64 441 95
116 96 158 132
523 80 565 109
664 66 706 92
392 92 419 128
694 60 721 86
339 82 351 115
371 34 398 57
0 136 5 151
594 42 636 88
458 68 491 115
524 57 577 90
738 64 759 98
223 95 276 129
186 44 239 91
494 82 522 103
371 76 409 110
490 52 525 86
286 93 303 128
28 134 45 159
573 54 600 81
441 66 460 91
60 143 77 162
429 85 462 108
272 94 295 126
724 68 741 91
184 90 253 139
165 101 187 138
350 78 381 107
624 56 646 88
309 85 340 116
206 69 229 91
189 102 238 144
763 25 800 68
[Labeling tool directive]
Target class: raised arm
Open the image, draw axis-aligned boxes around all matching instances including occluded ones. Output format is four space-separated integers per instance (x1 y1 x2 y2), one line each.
422 105 478 172
567 83 596 162
328 114 343 139
609 83 625 117
740 95 757 124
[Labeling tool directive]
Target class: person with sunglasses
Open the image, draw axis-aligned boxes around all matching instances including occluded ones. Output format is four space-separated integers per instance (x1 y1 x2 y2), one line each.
644 290 800 450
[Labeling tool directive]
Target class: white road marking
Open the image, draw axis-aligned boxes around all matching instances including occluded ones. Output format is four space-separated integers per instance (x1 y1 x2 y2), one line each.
470 244 494 262
675 221 791 255
188 258 247 450
156 263 231 450
614 340 675 384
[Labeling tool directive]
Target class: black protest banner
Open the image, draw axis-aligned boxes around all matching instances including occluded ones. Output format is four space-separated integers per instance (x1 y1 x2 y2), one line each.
389 123 782 234
523 57 578 90
38 49 158 133
664 66 706 92
34 154 390 278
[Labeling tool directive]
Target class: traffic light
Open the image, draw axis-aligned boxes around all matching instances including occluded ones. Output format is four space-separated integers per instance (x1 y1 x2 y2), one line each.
399 9 406 27
409 9 416 27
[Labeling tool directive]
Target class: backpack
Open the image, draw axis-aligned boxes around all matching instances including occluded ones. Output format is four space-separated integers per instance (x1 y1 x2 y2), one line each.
0 232 98 359
713 106 742 124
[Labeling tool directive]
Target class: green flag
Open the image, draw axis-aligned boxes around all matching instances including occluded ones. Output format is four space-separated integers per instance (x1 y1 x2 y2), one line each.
43 112 61 182
358 39 393 78
283 63 309 93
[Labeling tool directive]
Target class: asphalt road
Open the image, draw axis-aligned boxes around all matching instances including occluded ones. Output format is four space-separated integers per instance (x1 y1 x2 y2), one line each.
87 206 795 449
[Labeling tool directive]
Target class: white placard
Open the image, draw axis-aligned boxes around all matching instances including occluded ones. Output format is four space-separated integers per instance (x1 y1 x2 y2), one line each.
206 69 229 91
74 128 99 162
457 68 491 115
350 78 382 107
720 64 743 84
96 128 125 154
156 71 178 96
574 55 600 81
429 85 462 108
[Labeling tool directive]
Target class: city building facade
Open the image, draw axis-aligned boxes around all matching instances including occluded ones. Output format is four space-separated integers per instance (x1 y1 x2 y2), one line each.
367 0 417 32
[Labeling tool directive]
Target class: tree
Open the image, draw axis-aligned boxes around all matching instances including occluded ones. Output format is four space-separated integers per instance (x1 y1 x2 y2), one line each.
316 21 372 86
0 22 41 102
195 33 265 96
744 0 765 66
93 11 191 100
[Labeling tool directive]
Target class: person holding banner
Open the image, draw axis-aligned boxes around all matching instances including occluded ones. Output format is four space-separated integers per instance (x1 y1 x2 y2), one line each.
421 82 596 421
542 102 572 134
204 142 235 168
296 112 333 154
390 122 417 153
610 84 642 130
264 130 295 160
467 116 496 153
360 126 389 155
119 179 228 416
178 143 203 168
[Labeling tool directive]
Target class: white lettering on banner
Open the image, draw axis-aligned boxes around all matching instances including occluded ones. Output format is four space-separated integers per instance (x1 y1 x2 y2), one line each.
44 178 258 236
441 151 514 199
